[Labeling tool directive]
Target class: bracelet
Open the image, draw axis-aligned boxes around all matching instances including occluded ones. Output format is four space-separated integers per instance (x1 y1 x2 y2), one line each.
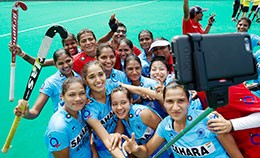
19 51 26 58
208 24 212 26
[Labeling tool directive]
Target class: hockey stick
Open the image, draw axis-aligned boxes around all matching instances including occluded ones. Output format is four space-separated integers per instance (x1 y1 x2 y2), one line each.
2 25 68 153
9 1 27 102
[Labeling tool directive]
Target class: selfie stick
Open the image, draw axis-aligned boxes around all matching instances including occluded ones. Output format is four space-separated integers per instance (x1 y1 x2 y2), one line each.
153 34 230 158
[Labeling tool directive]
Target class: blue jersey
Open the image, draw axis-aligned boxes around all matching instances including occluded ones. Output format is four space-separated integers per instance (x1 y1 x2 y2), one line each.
44 105 91 158
82 80 119 157
109 68 128 84
121 104 172 158
250 33 260 50
164 74 174 86
40 70 81 112
156 110 229 158
126 76 167 117
138 52 154 77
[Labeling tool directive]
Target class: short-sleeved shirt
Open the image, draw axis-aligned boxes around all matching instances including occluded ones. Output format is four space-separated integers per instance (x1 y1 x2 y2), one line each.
44 106 91 158
182 18 204 35
138 51 154 77
82 80 119 153
156 110 229 158
40 70 81 112
72 52 95 76
121 104 171 157
109 68 128 83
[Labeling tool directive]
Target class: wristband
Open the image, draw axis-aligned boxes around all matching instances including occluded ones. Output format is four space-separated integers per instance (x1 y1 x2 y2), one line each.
229 120 234 132
19 51 26 58
208 24 212 26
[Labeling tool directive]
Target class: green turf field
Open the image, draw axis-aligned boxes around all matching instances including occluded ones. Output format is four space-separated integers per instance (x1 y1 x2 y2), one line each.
0 1 260 157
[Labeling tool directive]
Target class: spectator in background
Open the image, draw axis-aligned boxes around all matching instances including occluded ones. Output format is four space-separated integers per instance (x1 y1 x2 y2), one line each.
182 0 215 34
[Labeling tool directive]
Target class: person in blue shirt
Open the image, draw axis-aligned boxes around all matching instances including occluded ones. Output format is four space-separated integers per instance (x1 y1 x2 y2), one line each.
81 60 125 158
122 81 243 158
14 49 81 119
123 55 167 118
96 43 127 83
236 17 260 50
110 86 172 157
138 30 154 77
44 77 97 158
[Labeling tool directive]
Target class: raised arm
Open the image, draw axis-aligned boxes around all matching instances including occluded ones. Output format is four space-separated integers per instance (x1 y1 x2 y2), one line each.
120 82 163 102
97 13 118 45
183 0 190 21
9 43 54 66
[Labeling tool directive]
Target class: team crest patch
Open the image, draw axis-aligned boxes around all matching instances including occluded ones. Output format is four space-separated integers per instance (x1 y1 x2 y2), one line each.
196 128 206 139
140 82 144 86
129 114 133 118
112 73 115 77
66 114 71 118
81 56 85 61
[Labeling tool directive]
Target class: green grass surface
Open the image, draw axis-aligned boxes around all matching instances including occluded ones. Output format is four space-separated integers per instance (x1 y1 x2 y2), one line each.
0 1 259 157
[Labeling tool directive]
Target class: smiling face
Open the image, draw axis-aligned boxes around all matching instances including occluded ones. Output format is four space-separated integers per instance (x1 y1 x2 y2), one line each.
97 47 116 72
150 60 168 82
78 32 97 58
152 46 171 61
139 32 153 51
55 53 74 77
84 64 106 93
113 26 127 44
111 91 131 120
118 42 133 61
61 82 87 113
125 59 142 84
236 19 250 32
164 87 189 123
63 38 78 55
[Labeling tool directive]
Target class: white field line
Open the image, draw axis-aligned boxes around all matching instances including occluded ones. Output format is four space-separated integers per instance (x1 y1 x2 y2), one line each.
0 1 157 38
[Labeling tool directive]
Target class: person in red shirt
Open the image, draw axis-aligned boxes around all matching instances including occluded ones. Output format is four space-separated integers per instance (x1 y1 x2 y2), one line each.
182 0 215 35
149 37 174 75
206 83 260 158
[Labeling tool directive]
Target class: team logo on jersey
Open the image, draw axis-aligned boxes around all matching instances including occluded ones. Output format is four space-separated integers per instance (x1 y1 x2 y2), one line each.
40 83 45 90
110 78 119 83
129 114 133 118
112 73 115 77
83 110 93 119
140 82 144 86
251 134 260 145
135 108 143 117
145 66 150 73
81 56 85 61
70 124 89 149
171 142 215 157
49 137 62 148
196 128 206 139
243 96 255 105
